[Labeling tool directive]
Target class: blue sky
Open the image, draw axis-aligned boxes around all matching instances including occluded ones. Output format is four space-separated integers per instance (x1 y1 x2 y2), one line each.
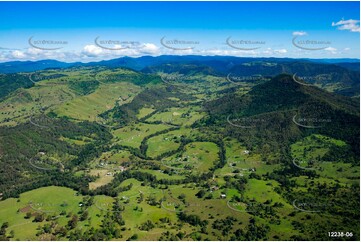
0 1 359 62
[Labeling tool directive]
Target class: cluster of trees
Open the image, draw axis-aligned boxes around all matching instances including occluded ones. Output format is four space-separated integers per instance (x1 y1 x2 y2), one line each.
0 222 12 241
223 175 248 193
68 80 99 95
212 216 237 236
177 212 208 227
138 220 155 231
228 217 270 241
159 231 186 241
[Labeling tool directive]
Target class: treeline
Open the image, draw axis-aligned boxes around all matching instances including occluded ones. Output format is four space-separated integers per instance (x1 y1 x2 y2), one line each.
2 172 92 199
91 170 213 197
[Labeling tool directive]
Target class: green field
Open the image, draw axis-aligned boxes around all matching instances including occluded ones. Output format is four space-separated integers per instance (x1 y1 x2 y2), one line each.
145 107 205 126
55 82 140 121
0 187 82 240
162 142 219 172
113 122 172 149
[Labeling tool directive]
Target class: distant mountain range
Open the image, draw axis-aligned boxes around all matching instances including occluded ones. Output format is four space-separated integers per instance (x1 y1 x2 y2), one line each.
0 55 359 98
0 56 359 74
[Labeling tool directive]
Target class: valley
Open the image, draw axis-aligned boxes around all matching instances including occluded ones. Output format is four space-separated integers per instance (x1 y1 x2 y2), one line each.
0 57 359 241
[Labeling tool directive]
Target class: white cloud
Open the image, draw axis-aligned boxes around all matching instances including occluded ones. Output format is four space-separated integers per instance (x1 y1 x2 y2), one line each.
141 43 159 54
293 31 307 36
28 48 44 55
324 47 337 51
332 19 360 32
190 47 289 57
82 44 104 57
80 43 161 58
0 38 355 62
324 47 338 54
274 49 287 54
11 50 26 58
0 48 83 62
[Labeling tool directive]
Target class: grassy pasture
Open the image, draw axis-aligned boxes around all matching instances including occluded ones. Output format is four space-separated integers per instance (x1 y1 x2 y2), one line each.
55 82 140 121
146 128 195 158
145 107 205 126
112 122 171 149
161 142 219 172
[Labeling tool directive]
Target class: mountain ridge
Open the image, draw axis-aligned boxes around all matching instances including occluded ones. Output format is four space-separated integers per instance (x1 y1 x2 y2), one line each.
0 55 359 73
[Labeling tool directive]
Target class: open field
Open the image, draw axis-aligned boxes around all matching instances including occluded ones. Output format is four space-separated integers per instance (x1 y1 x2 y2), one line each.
113 122 172 149
89 169 115 190
161 142 219 172
55 82 140 121
146 128 196 158
145 107 205 126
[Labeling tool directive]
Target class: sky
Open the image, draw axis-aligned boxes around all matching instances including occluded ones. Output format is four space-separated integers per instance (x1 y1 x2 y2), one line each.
0 1 359 62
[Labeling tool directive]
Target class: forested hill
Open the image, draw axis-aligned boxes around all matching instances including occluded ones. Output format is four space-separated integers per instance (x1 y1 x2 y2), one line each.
202 74 360 163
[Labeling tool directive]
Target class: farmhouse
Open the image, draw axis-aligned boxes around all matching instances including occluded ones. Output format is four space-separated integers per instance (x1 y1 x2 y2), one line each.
210 186 219 191
220 194 226 199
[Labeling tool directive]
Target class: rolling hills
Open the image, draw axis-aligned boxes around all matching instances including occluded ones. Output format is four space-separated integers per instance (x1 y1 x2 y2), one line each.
0 56 359 241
